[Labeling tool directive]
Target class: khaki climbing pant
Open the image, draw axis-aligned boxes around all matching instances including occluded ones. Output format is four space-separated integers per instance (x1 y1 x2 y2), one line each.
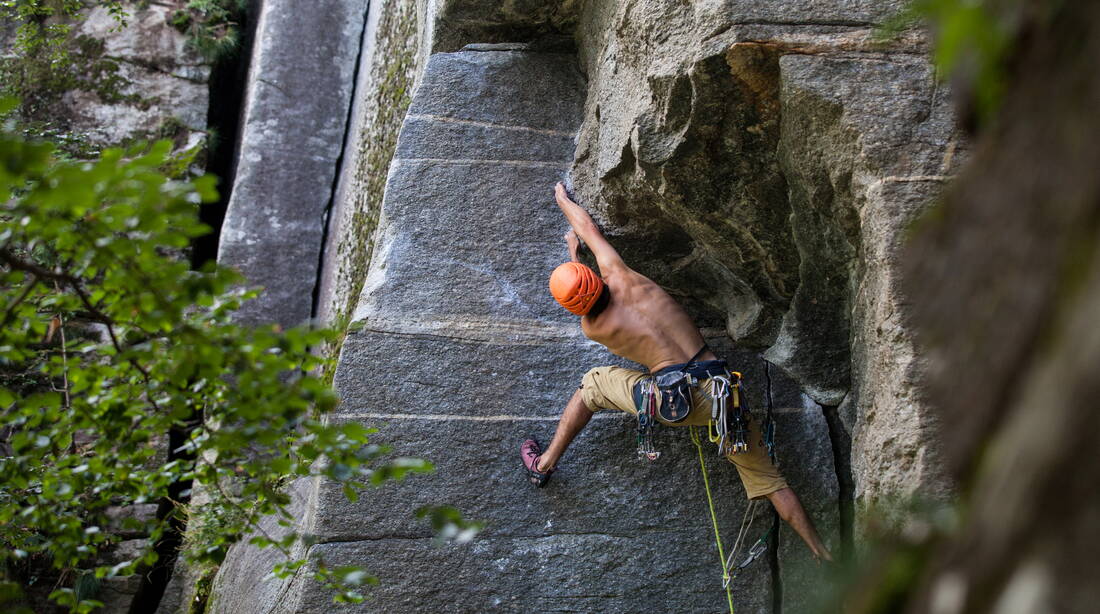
580 365 789 500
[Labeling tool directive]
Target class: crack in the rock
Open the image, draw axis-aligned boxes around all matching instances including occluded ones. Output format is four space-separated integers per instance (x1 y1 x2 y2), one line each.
311 1 373 321
763 360 784 614
768 508 782 614
821 403 855 560
255 77 291 99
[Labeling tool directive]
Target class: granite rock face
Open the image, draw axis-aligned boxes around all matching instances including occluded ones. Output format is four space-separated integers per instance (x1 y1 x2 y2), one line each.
63 3 210 149
205 0 963 611
569 1 963 518
216 0 368 328
209 45 840 612
316 0 421 326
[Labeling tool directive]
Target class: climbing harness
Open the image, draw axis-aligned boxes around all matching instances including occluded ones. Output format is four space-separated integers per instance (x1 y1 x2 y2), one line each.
629 349 781 607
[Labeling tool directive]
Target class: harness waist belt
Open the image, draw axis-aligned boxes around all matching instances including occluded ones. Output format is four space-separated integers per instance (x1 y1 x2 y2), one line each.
652 359 729 388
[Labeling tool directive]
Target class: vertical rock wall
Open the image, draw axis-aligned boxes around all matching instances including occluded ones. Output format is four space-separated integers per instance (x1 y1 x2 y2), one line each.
568 1 965 529
216 0 369 327
316 0 421 327
206 0 963 611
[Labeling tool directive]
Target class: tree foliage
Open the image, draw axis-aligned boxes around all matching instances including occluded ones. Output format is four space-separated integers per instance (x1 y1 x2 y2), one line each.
0 106 477 612
0 0 246 149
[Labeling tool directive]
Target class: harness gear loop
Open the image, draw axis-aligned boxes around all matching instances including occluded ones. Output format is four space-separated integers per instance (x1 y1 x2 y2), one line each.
690 426 736 614
707 370 750 457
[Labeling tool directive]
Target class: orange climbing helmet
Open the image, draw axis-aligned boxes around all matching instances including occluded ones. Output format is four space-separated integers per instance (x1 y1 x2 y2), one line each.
549 262 605 316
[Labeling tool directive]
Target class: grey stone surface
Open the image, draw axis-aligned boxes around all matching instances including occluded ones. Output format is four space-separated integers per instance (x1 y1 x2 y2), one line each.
207 478 311 614
209 1 962 610
64 3 210 147
353 160 582 325
211 44 834 612
772 407 840 614
775 54 960 509
406 51 584 131
304 532 768 614
217 0 369 327
418 0 580 69
313 414 759 540
394 115 578 162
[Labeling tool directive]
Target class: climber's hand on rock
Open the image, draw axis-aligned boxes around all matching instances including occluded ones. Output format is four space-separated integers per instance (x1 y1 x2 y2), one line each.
565 229 581 262
554 182 576 206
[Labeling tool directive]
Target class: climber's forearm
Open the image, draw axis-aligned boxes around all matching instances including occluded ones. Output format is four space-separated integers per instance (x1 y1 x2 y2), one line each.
556 196 600 242
553 183 625 274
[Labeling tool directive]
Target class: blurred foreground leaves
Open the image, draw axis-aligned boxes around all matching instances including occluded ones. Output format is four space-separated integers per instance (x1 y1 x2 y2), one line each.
0 101 474 612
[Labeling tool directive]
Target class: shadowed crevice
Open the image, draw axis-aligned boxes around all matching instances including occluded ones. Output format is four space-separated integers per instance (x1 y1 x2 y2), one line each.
768 508 782 614
821 403 854 560
311 0 374 320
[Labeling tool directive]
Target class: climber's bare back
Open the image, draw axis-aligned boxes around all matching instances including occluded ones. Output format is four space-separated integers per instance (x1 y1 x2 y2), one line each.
580 266 714 372
553 182 713 371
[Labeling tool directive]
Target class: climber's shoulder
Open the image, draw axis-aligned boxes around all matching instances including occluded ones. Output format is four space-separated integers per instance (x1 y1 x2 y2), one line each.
603 266 663 300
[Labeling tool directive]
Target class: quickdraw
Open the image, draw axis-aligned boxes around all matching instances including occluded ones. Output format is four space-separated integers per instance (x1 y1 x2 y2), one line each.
636 378 660 461
708 371 749 457
725 529 774 586
723 499 776 587
762 360 777 464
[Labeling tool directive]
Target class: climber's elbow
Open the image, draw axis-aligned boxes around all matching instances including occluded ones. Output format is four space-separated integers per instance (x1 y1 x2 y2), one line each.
572 219 602 243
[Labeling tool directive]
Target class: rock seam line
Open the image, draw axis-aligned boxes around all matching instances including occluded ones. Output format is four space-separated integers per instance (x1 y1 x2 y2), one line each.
405 113 577 137
310 0 373 321
337 408 811 421
394 157 567 167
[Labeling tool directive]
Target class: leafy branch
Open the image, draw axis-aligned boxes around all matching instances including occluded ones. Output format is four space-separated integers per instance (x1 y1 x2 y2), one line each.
0 107 476 612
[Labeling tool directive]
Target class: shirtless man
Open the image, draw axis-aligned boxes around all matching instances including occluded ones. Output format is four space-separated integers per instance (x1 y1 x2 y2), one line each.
521 182 832 561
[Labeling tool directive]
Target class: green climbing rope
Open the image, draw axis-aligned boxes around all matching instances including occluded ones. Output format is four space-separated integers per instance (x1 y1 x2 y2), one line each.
691 425 736 614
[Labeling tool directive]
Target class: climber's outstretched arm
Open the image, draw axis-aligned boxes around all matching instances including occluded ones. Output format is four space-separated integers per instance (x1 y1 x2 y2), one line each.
554 182 625 277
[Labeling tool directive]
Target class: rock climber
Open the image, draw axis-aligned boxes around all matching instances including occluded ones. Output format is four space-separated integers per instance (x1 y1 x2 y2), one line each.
521 182 832 562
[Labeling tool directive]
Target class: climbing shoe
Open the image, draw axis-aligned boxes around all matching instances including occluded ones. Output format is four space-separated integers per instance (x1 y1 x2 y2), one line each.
521 438 553 487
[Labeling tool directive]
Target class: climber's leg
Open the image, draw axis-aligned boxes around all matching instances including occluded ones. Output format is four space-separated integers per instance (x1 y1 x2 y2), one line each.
767 487 833 562
521 366 644 485
534 387 594 472
723 415 829 560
